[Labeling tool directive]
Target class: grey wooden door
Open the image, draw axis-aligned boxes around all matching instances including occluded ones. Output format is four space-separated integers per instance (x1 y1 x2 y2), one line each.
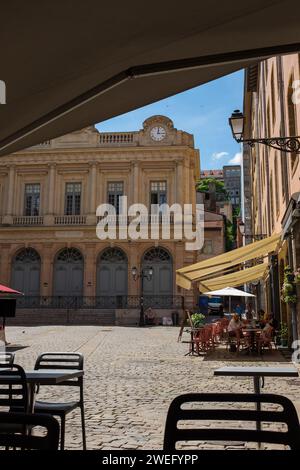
53 248 83 296
11 248 41 296
142 247 173 297
96 248 128 297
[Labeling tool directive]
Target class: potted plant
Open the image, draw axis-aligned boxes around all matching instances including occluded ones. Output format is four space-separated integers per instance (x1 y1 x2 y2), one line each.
279 322 288 347
191 313 206 328
281 266 297 304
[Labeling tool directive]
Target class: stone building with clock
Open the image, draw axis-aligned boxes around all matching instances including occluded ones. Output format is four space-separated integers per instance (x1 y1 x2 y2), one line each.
0 115 225 325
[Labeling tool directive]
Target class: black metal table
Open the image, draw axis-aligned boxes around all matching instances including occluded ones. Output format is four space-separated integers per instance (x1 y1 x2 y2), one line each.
214 366 299 445
214 366 298 393
0 369 84 412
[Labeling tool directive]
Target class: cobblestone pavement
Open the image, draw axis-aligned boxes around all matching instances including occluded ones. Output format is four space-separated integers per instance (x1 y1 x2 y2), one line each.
3 326 300 450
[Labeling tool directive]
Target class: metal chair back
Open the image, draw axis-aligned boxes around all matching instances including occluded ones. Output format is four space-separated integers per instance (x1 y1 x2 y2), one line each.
0 364 28 412
164 393 300 450
0 352 15 366
34 352 83 387
0 412 60 450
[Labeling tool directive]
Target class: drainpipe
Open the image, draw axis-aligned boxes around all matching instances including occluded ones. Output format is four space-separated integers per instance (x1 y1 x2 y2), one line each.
277 56 290 202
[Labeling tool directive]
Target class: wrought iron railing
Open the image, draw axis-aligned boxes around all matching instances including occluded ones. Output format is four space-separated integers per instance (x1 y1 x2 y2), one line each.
16 295 184 310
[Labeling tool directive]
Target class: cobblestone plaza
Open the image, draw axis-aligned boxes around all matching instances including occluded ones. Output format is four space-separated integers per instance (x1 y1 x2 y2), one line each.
4 325 300 450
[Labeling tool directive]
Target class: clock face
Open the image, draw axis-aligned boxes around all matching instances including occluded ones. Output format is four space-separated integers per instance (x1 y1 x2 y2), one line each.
150 126 166 141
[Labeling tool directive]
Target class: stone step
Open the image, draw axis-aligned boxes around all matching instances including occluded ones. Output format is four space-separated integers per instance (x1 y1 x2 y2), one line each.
7 309 116 326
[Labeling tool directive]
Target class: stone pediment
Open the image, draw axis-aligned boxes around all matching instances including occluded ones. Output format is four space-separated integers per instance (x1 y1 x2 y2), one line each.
53 126 99 147
143 115 174 130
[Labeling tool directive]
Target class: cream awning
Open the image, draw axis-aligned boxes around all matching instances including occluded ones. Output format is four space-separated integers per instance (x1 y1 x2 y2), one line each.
176 233 280 290
199 263 268 292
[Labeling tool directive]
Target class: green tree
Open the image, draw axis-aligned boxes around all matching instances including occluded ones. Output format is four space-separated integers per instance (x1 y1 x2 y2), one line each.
196 178 229 200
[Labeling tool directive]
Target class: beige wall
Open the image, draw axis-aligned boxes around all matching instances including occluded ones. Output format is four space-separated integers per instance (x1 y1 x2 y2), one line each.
246 54 300 238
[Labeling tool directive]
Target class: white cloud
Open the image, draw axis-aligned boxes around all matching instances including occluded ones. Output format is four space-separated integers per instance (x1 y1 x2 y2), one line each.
212 151 229 160
229 152 242 164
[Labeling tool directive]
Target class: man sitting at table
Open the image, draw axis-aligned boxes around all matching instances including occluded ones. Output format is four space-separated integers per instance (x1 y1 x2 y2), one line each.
228 314 242 351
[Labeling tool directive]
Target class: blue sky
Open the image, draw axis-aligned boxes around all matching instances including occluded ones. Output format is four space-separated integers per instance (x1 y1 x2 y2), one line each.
96 70 244 170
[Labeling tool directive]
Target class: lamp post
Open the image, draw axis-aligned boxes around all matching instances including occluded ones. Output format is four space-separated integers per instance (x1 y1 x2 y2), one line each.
131 265 153 327
238 222 267 241
229 109 300 153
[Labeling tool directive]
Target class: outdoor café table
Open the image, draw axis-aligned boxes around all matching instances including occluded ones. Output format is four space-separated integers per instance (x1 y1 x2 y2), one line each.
214 366 299 439
242 327 261 353
184 327 204 356
0 369 84 413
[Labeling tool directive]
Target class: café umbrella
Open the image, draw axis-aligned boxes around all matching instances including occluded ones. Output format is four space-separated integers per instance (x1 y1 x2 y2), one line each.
0 284 23 296
206 287 256 315
0 284 23 345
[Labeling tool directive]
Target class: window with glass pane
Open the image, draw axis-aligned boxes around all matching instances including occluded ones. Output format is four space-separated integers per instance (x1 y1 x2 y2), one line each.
24 183 40 216
150 181 167 213
65 182 81 215
107 182 124 214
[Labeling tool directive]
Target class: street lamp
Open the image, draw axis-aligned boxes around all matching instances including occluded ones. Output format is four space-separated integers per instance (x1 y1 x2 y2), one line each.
131 265 153 327
229 109 300 154
238 222 267 241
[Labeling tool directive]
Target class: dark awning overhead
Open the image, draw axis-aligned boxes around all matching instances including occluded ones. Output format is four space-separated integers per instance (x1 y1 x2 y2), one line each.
1 0 300 156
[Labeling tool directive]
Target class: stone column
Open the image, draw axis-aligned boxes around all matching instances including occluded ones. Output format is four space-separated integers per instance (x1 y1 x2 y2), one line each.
3 166 15 224
87 162 97 225
0 244 12 285
44 164 56 225
40 247 53 296
84 244 96 297
133 162 139 204
176 161 183 204
184 162 190 205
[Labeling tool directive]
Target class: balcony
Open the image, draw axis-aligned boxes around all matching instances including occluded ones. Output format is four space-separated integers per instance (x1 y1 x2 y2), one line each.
98 132 137 146
54 215 87 225
13 216 44 226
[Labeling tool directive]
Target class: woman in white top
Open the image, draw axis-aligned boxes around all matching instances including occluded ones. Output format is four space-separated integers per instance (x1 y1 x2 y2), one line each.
228 314 242 350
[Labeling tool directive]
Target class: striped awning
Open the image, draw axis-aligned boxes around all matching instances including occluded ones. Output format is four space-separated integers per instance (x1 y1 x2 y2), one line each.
176 233 280 290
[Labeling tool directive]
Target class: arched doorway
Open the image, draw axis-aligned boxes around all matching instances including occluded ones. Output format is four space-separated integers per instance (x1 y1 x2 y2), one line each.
11 248 41 296
96 248 128 298
142 247 173 299
53 248 84 296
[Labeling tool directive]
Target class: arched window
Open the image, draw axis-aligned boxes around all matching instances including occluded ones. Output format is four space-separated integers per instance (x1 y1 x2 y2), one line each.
99 248 127 263
53 248 83 296
11 248 41 296
143 247 171 263
142 247 173 301
56 248 83 263
97 247 128 298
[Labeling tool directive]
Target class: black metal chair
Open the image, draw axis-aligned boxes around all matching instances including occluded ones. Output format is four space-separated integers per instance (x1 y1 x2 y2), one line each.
0 352 15 366
0 364 28 414
164 393 300 450
34 352 86 450
0 412 60 450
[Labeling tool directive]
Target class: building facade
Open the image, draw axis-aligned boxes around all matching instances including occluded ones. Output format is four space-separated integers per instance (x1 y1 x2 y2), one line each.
0 115 209 325
223 165 241 210
243 55 300 340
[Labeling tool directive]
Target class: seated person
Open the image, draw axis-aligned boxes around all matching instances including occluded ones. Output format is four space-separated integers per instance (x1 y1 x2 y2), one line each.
228 314 242 350
258 309 269 327
145 307 157 325
268 313 278 330
257 321 274 351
